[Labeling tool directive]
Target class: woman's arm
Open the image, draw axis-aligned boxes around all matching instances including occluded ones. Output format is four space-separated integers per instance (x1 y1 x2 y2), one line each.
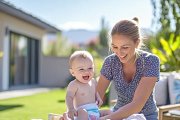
94 79 103 106
96 75 111 101
100 76 157 120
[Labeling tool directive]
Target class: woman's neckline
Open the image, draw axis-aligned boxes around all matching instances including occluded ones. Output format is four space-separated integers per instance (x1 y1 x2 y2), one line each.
115 53 141 85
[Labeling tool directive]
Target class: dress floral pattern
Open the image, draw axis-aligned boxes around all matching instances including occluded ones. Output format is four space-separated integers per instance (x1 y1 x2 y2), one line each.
101 50 160 116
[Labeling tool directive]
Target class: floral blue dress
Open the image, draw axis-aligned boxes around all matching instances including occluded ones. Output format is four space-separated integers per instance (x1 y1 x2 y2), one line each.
101 50 160 120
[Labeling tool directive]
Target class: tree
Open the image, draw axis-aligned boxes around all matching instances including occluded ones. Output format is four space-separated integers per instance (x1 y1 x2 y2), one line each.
150 0 180 72
151 0 180 41
43 32 73 57
97 17 111 57
99 17 109 47
151 34 180 72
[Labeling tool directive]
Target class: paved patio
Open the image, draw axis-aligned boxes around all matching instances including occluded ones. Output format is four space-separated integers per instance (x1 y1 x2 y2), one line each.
0 86 58 100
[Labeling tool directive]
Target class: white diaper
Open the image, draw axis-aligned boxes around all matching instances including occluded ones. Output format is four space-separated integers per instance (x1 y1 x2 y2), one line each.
76 103 100 120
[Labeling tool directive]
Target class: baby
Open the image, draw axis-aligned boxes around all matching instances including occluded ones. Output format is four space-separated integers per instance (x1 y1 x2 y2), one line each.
62 50 111 120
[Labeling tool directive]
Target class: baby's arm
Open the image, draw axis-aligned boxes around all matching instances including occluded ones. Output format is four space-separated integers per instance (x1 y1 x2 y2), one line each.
66 81 78 119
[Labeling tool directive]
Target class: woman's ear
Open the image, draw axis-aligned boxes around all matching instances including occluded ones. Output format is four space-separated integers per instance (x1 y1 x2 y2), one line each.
69 69 74 76
135 39 140 48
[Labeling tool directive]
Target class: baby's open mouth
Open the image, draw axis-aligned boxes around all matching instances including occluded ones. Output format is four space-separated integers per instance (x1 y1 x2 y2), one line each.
83 75 89 80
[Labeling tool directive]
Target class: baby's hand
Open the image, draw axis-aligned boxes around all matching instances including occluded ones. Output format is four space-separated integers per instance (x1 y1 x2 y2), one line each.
96 92 103 107
96 97 103 107
67 109 77 120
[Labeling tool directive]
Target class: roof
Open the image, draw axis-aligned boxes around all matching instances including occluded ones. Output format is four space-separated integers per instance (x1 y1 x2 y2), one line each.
0 0 60 33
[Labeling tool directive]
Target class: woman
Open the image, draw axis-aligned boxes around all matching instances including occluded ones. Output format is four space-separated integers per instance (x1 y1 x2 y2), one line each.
97 17 160 120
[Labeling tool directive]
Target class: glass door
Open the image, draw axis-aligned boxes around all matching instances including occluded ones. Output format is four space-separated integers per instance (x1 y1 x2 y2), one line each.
9 32 39 87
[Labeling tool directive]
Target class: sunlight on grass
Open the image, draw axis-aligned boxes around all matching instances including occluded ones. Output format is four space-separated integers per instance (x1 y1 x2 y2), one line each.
0 88 110 120
0 89 66 120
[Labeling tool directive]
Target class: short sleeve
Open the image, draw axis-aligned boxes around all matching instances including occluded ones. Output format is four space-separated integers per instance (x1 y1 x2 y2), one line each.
143 55 160 80
100 57 113 81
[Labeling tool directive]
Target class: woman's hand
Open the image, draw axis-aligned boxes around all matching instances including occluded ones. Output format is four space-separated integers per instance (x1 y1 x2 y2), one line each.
99 117 105 120
99 116 110 120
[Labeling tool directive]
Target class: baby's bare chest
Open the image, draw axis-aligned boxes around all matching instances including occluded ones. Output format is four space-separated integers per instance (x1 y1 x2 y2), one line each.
76 84 96 97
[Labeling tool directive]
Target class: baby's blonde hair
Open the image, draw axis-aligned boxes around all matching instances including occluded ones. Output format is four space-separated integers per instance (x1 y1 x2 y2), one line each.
69 50 93 68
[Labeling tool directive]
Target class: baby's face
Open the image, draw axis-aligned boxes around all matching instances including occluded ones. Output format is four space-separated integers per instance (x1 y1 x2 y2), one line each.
70 57 94 84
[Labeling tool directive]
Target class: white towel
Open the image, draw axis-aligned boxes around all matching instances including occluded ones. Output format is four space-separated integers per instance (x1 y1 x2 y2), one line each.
123 114 146 120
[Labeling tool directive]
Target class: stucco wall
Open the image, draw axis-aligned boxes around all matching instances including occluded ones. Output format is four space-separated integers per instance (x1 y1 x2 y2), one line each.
0 12 46 90
0 12 45 39
0 58 2 90
0 14 3 90
39 56 70 88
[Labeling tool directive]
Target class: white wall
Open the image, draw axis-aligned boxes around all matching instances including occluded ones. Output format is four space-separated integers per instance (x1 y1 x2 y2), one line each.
40 56 70 87
0 59 2 90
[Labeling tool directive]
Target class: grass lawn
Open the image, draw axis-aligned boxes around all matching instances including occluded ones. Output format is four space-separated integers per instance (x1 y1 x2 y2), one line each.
0 88 109 120
0 89 66 120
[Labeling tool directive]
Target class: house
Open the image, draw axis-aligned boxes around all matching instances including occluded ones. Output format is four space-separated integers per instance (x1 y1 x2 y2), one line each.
0 1 69 91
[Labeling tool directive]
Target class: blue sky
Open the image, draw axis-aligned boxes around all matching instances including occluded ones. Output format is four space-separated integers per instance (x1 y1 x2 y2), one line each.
7 0 154 31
